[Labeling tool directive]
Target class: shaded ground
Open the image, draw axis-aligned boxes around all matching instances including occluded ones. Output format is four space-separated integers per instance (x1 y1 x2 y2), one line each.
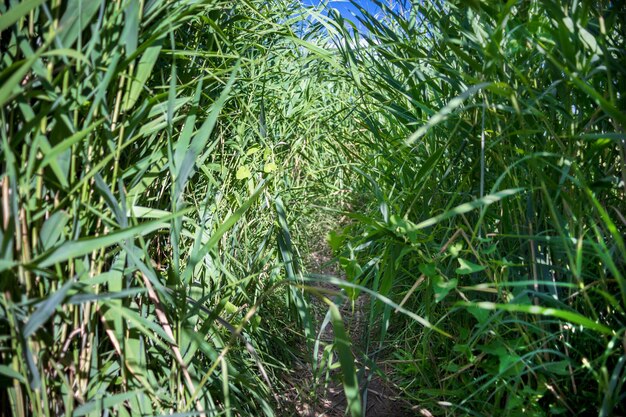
281 244 421 417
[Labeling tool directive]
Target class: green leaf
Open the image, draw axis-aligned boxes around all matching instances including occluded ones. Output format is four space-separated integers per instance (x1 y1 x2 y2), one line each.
122 0 140 56
326 230 345 252
419 263 437 277
73 391 143 416
39 122 102 171
304 275 452 338
328 303 362 417
388 214 424 243
23 279 74 337
32 209 190 268
457 301 613 335
455 258 486 275
498 352 522 376
434 277 457 302
467 305 489 324
39 211 70 251
0 0 45 32
125 40 163 111
0 365 26 384
104 302 173 348
486 82 513 97
407 82 491 144
41 48 90 64
414 189 523 229
543 360 571 376
0 40 51 108
0 260 17 272
58 0 102 48
578 26 600 54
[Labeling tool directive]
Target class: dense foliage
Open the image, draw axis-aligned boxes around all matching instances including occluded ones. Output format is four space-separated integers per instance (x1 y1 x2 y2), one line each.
322 1 626 416
0 0 624 416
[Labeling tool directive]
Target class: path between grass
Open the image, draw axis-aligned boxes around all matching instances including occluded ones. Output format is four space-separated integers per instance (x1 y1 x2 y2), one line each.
282 239 420 417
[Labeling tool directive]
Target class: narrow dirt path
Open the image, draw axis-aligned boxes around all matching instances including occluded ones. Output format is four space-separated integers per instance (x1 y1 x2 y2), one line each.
283 241 419 417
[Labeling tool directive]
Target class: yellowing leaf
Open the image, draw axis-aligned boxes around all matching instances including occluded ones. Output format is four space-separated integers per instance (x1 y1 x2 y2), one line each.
236 165 251 180
449 243 463 257
246 147 260 156
263 162 277 173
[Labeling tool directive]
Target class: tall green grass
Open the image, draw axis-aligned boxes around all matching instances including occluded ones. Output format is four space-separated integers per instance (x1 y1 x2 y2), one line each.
1 0 625 416
0 0 359 415
318 0 626 415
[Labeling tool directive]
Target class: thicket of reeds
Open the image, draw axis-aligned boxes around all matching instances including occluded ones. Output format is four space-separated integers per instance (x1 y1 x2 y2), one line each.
1 0 624 416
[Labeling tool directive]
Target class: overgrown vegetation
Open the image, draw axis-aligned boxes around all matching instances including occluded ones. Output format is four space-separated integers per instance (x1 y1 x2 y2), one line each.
1 0 624 416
